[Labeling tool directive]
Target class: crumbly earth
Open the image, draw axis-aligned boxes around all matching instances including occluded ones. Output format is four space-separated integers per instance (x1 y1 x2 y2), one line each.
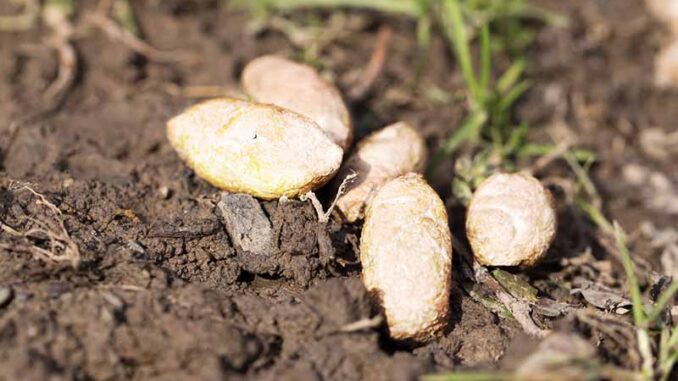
0 0 676 380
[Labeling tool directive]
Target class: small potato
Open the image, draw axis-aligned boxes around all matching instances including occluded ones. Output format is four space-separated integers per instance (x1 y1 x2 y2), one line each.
360 173 452 342
333 122 427 222
167 98 343 199
466 172 556 267
242 55 353 149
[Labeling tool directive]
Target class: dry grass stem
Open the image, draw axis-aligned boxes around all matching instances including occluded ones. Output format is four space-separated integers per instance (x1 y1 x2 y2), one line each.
0 182 80 268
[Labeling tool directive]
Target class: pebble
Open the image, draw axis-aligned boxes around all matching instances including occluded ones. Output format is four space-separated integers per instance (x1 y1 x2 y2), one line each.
0 286 13 308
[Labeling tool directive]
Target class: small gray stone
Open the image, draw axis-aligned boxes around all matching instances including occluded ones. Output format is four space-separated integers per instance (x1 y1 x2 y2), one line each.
218 192 274 257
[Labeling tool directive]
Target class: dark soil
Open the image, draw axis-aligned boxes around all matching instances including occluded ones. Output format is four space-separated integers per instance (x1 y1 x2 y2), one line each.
0 0 676 380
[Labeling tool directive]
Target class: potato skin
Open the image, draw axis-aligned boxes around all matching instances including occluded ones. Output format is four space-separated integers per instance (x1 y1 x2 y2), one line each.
360 173 452 342
167 98 343 199
466 172 556 267
333 122 427 222
242 55 353 149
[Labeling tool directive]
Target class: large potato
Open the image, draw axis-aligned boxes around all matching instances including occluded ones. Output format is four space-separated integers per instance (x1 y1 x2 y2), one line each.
333 122 427 222
466 172 556 267
360 173 452 342
167 98 343 199
242 55 353 149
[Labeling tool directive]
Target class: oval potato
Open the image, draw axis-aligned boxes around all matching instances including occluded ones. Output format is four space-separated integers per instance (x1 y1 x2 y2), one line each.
360 173 452 342
242 55 353 149
466 172 556 267
333 122 427 222
167 98 343 199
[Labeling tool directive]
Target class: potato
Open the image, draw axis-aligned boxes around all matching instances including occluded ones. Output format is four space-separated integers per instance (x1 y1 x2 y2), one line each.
333 122 427 222
167 98 343 199
466 172 556 267
360 173 452 342
242 55 353 149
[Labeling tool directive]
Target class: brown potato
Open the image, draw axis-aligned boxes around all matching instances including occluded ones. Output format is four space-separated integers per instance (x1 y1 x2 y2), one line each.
167 98 343 199
466 172 557 267
242 55 353 149
360 173 452 342
333 122 427 222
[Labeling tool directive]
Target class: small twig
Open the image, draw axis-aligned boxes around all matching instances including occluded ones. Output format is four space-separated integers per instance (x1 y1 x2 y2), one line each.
302 172 357 224
44 34 77 105
326 172 358 218
347 25 392 101
338 315 383 333
39 0 77 109
1 182 80 268
527 140 572 175
98 284 145 292
85 13 195 64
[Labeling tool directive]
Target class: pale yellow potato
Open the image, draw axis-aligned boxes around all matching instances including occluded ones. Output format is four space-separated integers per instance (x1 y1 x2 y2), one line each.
167 98 343 199
466 172 556 267
360 173 452 342
333 122 427 222
241 55 353 149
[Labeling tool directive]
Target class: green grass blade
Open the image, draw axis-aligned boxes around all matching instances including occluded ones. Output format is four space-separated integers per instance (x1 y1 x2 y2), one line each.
237 0 425 16
646 281 678 323
517 144 595 162
496 80 529 112
670 326 678 348
574 198 613 233
479 24 491 93
496 59 525 94
612 222 645 327
440 0 481 103
564 150 600 205
417 13 432 49
503 122 528 155
427 110 488 173
516 5 568 26
575 201 645 325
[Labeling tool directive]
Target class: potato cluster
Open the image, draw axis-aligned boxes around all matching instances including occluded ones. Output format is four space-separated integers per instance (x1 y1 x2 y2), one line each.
166 55 556 343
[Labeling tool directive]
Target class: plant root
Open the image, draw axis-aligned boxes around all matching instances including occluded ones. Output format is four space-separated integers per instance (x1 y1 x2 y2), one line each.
0 181 80 268
347 25 392 101
302 172 357 224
